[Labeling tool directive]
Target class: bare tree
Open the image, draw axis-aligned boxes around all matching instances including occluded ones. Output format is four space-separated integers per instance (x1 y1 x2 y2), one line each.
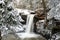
42 0 47 28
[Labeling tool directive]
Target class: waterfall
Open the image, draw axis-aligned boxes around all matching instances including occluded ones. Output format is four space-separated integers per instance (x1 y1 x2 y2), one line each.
26 14 35 33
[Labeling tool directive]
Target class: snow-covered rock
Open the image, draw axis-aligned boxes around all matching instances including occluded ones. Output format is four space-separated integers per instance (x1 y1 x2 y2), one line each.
47 0 60 8
14 8 35 15
47 3 60 20
0 0 5 5
10 25 24 32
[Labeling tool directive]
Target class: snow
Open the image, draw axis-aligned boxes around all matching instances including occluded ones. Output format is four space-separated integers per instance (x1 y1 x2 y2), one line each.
1 25 8 36
10 25 24 32
7 2 14 8
0 8 4 13
14 8 34 15
1 8 35 38
47 0 60 8
13 13 41 39
0 0 5 4
47 3 60 20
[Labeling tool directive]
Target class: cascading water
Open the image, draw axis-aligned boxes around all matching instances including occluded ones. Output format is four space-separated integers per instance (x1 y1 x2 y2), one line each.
26 14 34 33
0 0 46 40
16 14 46 40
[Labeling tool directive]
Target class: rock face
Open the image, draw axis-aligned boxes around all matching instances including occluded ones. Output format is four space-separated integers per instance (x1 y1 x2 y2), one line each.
47 0 60 20
47 3 60 20
47 0 60 9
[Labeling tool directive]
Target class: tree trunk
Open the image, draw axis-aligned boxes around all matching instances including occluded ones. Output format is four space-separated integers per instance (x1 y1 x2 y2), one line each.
42 0 47 28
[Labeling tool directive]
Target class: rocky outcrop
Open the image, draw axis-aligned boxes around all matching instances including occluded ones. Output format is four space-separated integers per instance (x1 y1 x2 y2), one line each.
47 0 60 9
47 3 60 20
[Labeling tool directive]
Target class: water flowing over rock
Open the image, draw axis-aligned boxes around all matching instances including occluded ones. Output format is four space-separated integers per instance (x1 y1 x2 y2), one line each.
1 8 35 36
1 0 59 40
15 14 46 40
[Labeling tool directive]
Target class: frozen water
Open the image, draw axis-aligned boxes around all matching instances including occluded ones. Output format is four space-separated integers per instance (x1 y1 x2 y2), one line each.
0 0 5 4
14 8 34 15
10 25 24 32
